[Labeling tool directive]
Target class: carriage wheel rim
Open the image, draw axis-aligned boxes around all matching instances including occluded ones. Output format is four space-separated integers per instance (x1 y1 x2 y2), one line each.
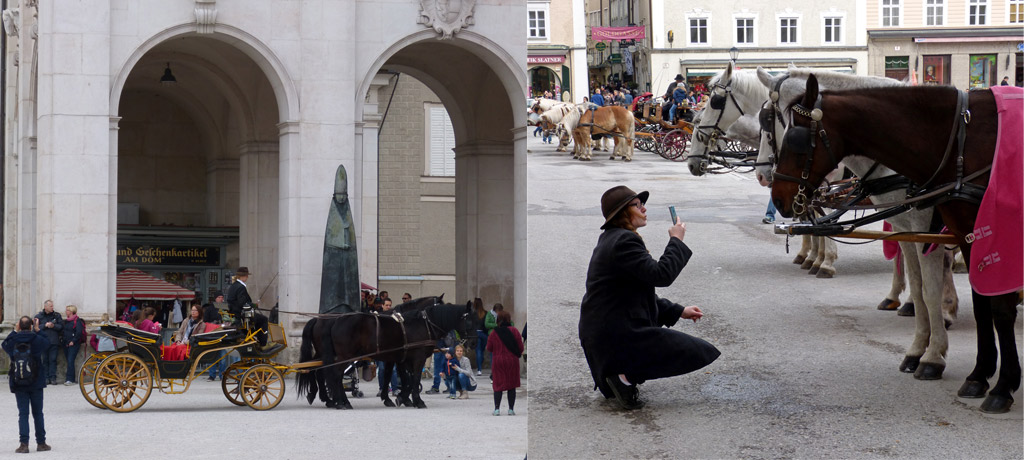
79 353 108 409
222 364 247 406
240 365 284 410
94 353 152 413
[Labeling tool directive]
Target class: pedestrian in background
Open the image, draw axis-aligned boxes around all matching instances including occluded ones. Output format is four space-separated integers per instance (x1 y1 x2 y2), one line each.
486 310 523 416
3 316 52 453
33 300 63 385
61 305 87 386
472 298 489 376
579 185 720 410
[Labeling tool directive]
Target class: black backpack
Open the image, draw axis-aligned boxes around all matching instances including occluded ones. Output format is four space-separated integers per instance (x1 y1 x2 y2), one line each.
10 342 39 387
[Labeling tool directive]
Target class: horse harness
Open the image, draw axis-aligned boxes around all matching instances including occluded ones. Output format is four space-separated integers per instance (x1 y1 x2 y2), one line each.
578 105 634 142
777 88 989 219
692 81 748 170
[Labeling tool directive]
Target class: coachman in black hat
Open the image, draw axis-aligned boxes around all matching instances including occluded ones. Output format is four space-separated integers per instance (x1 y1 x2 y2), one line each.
226 266 270 346
579 185 720 410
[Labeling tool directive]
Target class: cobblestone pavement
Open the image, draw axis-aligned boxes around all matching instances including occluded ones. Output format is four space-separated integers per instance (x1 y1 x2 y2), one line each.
0 371 526 459
525 134 1023 459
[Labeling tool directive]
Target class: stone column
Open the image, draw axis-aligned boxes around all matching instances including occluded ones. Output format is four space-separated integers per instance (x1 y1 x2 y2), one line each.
454 141 516 316
238 141 279 307
35 1 113 317
355 73 392 287
276 120 308 332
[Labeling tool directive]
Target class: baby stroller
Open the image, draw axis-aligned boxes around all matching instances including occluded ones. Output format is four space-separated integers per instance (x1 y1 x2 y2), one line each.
340 359 375 398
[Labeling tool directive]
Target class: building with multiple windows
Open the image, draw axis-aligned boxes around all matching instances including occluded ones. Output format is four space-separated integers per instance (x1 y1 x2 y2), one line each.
528 0 588 103
584 0 651 92
866 0 1023 87
644 1 868 97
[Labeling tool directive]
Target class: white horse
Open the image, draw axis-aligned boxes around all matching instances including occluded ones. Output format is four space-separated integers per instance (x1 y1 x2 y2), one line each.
530 97 564 114
538 104 576 151
688 63 839 278
757 67 960 379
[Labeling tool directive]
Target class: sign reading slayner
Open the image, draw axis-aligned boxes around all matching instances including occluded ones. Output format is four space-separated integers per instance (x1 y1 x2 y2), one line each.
528 55 566 64
591 26 646 41
118 245 221 266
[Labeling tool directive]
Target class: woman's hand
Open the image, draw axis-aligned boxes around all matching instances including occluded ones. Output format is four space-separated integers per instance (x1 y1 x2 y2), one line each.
681 305 703 322
668 220 686 241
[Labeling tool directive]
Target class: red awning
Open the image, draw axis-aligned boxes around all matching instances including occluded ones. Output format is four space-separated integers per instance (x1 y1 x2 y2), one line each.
591 26 646 41
361 282 377 291
116 268 196 301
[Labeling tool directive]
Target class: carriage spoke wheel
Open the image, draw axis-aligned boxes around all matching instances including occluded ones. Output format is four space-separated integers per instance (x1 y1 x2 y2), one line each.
662 129 689 161
79 352 111 410
93 353 152 413
221 363 247 406
240 364 285 410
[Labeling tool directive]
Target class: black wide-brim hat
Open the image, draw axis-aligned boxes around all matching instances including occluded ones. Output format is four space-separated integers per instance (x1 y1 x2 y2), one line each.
600 185 648 229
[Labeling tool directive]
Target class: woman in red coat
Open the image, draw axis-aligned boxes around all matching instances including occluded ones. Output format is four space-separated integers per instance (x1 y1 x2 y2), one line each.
486 310 523 416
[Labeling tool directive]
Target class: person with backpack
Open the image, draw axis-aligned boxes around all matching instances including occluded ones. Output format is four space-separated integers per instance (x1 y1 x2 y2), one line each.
3 316 52 453
33 300 63 385
61 305 87 386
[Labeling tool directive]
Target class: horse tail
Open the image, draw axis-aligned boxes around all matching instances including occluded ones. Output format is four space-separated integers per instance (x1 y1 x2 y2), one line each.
296 318 317 403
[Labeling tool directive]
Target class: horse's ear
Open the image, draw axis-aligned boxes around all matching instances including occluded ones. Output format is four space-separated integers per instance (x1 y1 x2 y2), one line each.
803 74 820 107
724 61 733 81
756 67 772 88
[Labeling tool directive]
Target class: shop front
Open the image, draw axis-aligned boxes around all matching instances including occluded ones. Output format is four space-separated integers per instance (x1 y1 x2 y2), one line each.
528 47 571 100
868 28 1022 88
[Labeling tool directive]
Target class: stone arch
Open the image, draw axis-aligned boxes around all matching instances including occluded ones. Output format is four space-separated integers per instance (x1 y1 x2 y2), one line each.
109 23 299 123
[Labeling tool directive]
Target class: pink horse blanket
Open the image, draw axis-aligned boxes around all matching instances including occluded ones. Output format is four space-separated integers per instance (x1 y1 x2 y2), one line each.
969 86 1023 296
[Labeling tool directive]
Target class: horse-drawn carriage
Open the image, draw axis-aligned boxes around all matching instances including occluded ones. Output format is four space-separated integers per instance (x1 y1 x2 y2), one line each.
79 312 307 412
631 98 694 161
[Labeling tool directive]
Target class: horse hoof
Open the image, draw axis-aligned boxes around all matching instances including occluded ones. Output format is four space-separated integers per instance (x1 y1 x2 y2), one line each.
792 255 806 264
609 156 615 160
415 402 427 409
325 400 337 408
815 269 834 279
383 399 396 408
897 302 915 317
944 318 953 330
980 393 1014 414
800 260 815 270
899 356 920 373
876 299 900 311
957 380 989 398
807 265 820 275
624 157 631 162
914 362 945 380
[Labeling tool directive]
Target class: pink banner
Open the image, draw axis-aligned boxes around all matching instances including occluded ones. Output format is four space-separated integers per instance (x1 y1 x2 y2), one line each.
591 26 646 41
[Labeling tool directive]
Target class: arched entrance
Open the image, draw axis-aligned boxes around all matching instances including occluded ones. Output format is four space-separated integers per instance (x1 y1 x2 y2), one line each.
529 66 562 97
113 32 286 309
357 32 526 325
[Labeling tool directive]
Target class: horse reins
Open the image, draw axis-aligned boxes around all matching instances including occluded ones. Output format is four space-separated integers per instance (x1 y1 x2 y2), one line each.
692 81 748 172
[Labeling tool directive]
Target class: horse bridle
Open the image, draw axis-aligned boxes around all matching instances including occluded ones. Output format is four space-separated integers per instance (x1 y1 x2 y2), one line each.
774 93 841 217
693 82 747 171
757 74 792 180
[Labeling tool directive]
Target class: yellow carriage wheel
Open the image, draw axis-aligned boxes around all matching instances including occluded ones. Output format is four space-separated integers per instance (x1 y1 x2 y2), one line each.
93 353 153 413
221 363 247 406
239 364 285 410
79 352 111 409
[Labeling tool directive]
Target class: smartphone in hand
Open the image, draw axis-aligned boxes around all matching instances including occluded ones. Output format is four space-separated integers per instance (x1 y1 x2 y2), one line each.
669 206 678 224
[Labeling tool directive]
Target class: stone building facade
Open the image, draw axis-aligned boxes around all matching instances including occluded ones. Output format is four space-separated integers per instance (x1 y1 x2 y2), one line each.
0 0 527 331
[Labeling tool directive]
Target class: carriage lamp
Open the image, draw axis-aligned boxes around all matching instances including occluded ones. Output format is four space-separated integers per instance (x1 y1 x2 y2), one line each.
160 63 177 85
729 47 739 63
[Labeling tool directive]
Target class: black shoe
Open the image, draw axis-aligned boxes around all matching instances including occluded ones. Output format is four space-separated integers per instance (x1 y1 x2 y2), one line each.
604 376 643 410
37 443 51 452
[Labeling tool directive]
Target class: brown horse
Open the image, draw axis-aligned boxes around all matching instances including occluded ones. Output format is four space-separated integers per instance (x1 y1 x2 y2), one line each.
772 74 1020 413
574 105 635 161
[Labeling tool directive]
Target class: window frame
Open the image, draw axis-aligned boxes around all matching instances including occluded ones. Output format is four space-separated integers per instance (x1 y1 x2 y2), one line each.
881 0 903 27
424 103 456 177
967 0 988 25
686 14 711 47
776 15 800 46
733 14 757 47
821 14 845 45
528 2 551 43
1009 0 1024 24
924 0 946 26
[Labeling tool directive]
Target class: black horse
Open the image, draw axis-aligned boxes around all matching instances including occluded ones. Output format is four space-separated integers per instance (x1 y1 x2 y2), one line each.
296 295 473 409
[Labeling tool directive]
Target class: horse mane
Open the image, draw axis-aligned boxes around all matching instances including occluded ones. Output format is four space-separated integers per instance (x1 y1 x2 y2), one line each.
787 68 905 90
709 68 768 100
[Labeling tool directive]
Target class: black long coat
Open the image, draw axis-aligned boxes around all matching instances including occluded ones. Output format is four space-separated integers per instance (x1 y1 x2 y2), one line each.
579 227 720 398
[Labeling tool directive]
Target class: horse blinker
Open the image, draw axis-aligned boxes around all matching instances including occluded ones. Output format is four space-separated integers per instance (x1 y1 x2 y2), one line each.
709 94 726 110
782 126 813 156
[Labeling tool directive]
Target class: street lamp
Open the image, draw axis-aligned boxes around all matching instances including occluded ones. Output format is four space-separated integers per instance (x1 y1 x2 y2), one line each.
729 46 739 63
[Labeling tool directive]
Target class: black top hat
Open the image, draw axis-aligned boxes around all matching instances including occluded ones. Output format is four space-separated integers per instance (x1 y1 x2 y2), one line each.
674 74 684 81
235 267 251 277
600 185 649 230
